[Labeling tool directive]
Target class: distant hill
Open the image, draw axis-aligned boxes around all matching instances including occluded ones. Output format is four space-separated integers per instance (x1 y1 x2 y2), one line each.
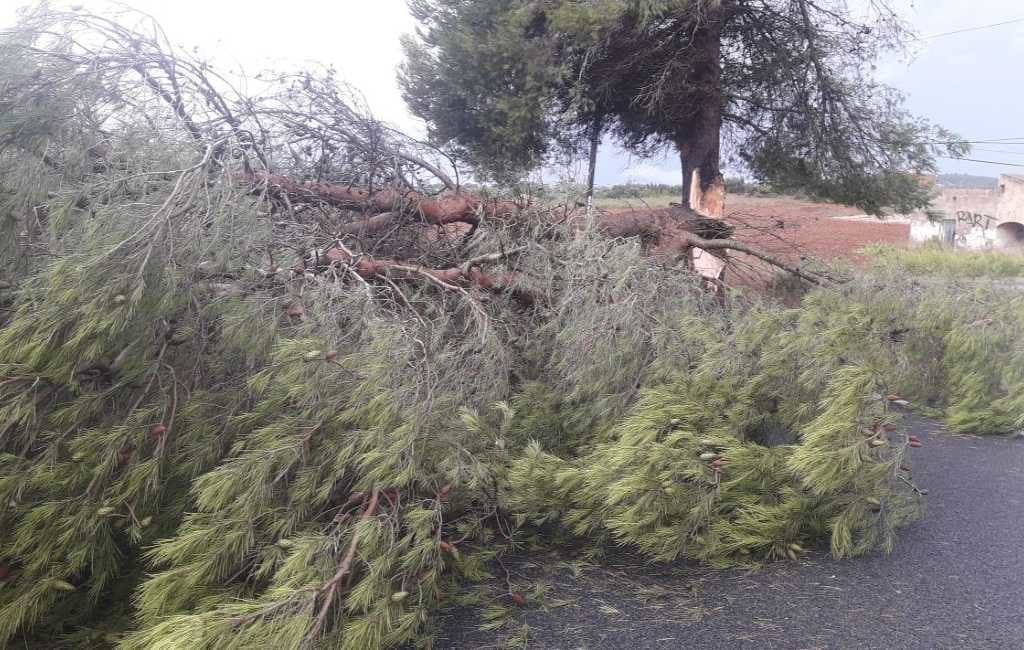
937 174 998 189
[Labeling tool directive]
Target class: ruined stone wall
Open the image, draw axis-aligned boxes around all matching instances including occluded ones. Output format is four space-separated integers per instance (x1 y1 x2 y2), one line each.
996 176 1024 224
909 187 1000 249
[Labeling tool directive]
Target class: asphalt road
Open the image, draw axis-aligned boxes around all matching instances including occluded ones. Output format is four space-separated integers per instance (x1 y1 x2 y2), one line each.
438 415 1024 649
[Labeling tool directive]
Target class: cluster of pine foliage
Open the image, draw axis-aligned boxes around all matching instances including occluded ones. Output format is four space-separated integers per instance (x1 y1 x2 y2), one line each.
0 5 1020 649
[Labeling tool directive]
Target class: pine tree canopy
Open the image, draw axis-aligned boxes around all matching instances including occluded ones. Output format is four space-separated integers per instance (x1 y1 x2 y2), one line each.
0 5 1020 649
400 0 968 211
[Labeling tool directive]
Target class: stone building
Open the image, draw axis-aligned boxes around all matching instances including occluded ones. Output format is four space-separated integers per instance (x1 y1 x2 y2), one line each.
994 175 1024 248
909 174 1024 250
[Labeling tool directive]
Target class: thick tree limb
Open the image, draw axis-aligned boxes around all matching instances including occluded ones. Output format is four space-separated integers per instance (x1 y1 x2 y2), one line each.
317 242 537 306
260 176 709 247
336 211 402 237
255 174 519 226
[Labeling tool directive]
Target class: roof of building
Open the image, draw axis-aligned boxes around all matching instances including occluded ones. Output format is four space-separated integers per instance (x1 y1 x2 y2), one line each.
1001 174 1024 184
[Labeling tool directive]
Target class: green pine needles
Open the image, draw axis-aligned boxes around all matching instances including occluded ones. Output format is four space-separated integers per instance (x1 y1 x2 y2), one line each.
1 172 1021 649
506 305 921 568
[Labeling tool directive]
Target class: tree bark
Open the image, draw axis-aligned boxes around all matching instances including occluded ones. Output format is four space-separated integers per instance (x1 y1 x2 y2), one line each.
586 119 602 201
314 243 538 305
254 173 520 226
679 146 694 208
676 5 725 211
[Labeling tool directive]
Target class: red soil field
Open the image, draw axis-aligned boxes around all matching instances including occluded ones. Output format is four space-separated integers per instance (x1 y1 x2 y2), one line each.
604 194 909 289
723 195 910 265
608 194 909 269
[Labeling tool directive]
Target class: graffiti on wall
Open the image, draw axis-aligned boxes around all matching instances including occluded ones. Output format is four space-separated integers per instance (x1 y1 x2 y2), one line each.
956 211 996 229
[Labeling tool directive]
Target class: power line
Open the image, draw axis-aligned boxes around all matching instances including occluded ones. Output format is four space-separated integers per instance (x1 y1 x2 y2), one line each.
924 17 1024 39
941 155 1024 168
972 148 1024 156
927 137 1024 145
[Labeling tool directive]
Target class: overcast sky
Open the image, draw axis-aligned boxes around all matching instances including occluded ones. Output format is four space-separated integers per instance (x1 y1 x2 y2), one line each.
2 0 1023 185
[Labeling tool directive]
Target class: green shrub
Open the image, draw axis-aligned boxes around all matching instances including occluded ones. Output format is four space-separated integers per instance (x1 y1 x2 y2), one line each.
864 243 1024 278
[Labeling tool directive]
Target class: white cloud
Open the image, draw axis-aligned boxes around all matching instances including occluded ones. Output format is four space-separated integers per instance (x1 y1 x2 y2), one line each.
2 0 420 131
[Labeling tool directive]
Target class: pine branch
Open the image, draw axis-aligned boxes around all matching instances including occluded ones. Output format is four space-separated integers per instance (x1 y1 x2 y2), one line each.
319 241 538 307
677 232 828 286
307 488 381 644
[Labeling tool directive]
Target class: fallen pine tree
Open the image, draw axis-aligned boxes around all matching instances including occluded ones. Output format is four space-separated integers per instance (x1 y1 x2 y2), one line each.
0 6 1021 649
253 173 826 285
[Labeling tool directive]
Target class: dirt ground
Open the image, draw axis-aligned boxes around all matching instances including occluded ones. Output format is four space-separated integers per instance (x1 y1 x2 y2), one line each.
602 194 910 290
607 194 910 268
723 194 910 265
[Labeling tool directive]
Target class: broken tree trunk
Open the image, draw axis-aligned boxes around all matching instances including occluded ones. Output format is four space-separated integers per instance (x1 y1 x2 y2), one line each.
675 4 726 213
256 175 825 286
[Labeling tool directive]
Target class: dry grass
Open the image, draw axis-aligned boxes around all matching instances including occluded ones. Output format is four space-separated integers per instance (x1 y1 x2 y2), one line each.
592 194 681 210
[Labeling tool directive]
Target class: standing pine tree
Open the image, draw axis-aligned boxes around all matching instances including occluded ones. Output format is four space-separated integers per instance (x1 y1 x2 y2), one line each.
401 0 967 212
